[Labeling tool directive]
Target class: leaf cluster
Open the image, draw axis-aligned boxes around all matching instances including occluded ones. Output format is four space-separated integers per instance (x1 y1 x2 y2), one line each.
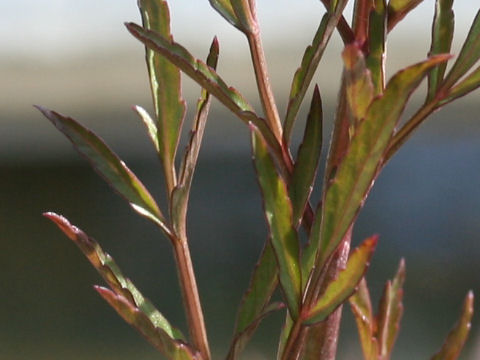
38 0 480 359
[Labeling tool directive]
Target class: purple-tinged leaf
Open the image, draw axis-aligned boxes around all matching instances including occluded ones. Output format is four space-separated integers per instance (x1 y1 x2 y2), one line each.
343 44 375 122
431 291 474 360
376 259 406 359
208 0 241 30
387 0 424 32
350 278 378 360
289 86 323 228
138 0 186 193
251 125 302 319
126 22 252 118
171 37 219 239
312 55 449 271
303 236 377 325
96 287 198 360
441 10 480 91
126 22 281 161
36 107 168 233
427 0 454 101
283 0 349 144
366 0 387 95
299 239 351 359
44 212 184 341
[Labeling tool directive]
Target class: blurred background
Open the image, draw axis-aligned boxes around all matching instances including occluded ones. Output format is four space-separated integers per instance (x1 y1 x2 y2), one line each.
1 1 480 359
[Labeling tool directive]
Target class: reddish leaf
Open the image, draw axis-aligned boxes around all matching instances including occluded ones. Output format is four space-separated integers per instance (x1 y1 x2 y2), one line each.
96 287 197 360
303 236 378 325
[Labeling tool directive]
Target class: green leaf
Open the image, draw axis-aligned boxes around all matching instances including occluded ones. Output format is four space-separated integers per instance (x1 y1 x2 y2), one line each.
427 0 454 100
387 0 424 31
171 37 219 239
277 313 293 359
36 107 168 233
442 10 480 90
343 44 375 121
431 291 474 360
366 0 387 95
228 244 280 360
125 22 281 159
376 258 406 359
289 86 323 228
283 0 349 144
312 55 449 270
303 236 377 325
251 125 302 319
138 0 186 192
441 65 480 104
44 212 184 341
96 287 197 360
227 300 283 360
208 0 241 30
349 278 378 360
126 22 253 117
232 242 278 336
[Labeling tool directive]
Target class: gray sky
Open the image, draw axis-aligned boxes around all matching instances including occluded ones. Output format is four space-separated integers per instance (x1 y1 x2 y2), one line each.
1 1 476 61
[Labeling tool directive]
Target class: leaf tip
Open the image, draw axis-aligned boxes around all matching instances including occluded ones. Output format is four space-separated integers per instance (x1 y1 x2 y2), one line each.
43 212 79 239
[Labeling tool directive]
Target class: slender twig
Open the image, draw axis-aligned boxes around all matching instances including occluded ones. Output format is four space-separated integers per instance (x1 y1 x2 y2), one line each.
245 13 283 143
173 237 211 360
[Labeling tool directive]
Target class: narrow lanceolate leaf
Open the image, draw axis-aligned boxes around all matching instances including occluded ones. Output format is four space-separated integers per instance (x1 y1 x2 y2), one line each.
208 0 241 30
229 242 278 359
277 314 294 360
313 55 449 270
289 86 323 228
133 105 159 153
171 37 219 238
387 0 424 32
441 10 480 91
376 258 406 359
349 278 378 360
427 0 454 100
44 212 184 341
431 291 474 360
343 44 375 122
366 0 387 95
227 300 284 360
96 287 197 360
36 107 168 233
283 0 349 144
139 0 186 192
251 125 302 319
126 22 281 163
441 65 480 104
303 236 378 325
126 22 253 119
